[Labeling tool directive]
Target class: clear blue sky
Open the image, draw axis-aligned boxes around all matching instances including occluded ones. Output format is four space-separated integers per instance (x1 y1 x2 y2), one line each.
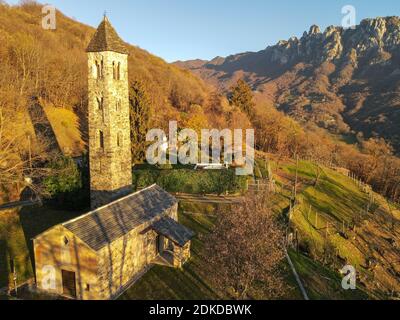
6 0 400 62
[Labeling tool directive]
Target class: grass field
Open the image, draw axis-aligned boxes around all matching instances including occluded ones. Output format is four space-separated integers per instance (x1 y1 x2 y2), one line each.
120 206 220 300
288 250 369 300
0 206 82 290
280 159 400 298
120 202 302 300
1 158 398 299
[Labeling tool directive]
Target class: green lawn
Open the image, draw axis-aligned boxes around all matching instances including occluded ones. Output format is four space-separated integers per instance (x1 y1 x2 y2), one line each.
0 206 83 290
120 201 303 300
289 250 369 300
120 203 221 300
2 159 394 300
280 160 400 298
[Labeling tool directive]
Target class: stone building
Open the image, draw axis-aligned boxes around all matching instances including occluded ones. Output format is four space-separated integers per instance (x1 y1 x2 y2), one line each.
33 17 194 300
86 16 132 209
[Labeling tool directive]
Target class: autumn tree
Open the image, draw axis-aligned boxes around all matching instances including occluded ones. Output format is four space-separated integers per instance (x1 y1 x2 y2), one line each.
229 79 255 119
202 191 287 299
129 80 151 163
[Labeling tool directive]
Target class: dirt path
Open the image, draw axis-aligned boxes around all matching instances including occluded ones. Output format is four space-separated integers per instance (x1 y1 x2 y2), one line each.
0 200 41 212
173 193 243 204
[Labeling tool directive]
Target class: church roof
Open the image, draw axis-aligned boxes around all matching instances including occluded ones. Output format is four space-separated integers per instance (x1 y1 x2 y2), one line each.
86 16 129 54
62 185 178 251
152 217 195 247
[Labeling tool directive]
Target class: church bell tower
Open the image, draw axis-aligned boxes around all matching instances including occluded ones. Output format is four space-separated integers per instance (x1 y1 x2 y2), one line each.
86 16 132 209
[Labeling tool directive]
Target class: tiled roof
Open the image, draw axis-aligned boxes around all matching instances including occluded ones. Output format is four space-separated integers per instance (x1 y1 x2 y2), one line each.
63 185 177 251
152 217 195 247
86 16 129 54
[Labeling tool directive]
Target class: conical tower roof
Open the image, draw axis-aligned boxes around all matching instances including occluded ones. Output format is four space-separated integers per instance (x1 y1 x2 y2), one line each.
86 16 129 54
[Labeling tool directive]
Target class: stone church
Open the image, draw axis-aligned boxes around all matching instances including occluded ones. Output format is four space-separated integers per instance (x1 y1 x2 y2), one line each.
33 16 194 300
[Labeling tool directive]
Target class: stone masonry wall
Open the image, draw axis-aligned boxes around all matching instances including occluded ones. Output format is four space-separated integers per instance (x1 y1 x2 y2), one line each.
96 204 178 300
34 226 100 300
88 51 132 209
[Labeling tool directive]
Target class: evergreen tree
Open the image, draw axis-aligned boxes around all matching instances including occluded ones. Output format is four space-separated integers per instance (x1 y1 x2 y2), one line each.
229 79 255 119
129 80 151 163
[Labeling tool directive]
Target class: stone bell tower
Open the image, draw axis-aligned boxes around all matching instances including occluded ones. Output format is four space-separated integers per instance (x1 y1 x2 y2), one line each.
86 16 132 209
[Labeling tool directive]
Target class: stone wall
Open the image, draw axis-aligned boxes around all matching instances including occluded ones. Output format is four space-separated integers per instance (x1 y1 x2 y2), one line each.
34 203 189 300
96 204 179 300
87 51 132 209
34 225 100 300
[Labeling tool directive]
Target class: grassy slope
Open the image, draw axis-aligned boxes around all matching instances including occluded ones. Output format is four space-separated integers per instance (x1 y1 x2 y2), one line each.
120 206 220 300
120 202 302 300
288 250 368 300
0 206 82 289
43 105 86 157
0 3 212 162
1 159 398 299
278 158 400 298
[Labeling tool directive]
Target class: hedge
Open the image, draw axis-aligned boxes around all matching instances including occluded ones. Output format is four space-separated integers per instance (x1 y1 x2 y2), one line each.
132 169 248 195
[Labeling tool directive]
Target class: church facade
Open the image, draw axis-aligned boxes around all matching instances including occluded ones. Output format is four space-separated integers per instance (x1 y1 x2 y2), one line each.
33 17 194 300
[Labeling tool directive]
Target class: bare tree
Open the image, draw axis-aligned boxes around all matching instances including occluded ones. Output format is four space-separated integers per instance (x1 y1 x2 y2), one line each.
202 191 288 300
0 106 52 200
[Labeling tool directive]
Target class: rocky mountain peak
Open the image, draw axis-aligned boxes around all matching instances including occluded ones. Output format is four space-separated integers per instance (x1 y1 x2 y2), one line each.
309 24 321 35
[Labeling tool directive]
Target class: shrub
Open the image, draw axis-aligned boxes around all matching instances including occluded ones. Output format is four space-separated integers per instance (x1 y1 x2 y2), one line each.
132 168 248 195
43 155 89 210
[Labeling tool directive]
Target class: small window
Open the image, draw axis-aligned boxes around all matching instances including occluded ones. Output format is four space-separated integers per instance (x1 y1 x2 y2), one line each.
117 62 121 80
117 132 122 147
95 61 100 79
95 60 104 79
86 284 90 292
116 99 121 112
112 61 116 80
99 131 104 149
97 97 103 110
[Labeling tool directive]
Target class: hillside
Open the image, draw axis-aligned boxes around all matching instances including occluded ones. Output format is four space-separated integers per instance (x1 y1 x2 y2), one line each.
0 2 216 156
175 17 400 153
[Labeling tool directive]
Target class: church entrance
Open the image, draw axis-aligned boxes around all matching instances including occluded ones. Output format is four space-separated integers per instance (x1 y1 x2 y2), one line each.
156 235 163 255
61 270 77 299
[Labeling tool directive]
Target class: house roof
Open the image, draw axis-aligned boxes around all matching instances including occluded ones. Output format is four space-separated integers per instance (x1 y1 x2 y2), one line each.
86 16 129 54
62 185 177 251
152 217 195 247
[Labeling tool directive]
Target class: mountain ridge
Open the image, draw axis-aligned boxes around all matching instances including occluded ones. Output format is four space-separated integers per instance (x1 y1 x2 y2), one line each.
175 16 400 152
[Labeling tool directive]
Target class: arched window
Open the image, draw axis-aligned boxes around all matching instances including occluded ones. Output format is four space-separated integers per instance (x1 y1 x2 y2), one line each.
99 130 104 149
95 60 104 79
112 61 116 80
117 62 121 80
97 97 105 122
116 99 121 112
95 61 101 79
117 132 122 147
97 97 103 110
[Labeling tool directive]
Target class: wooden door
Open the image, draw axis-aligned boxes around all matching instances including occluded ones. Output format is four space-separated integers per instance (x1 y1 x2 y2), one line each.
156 235 163 255
62 270 77 298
